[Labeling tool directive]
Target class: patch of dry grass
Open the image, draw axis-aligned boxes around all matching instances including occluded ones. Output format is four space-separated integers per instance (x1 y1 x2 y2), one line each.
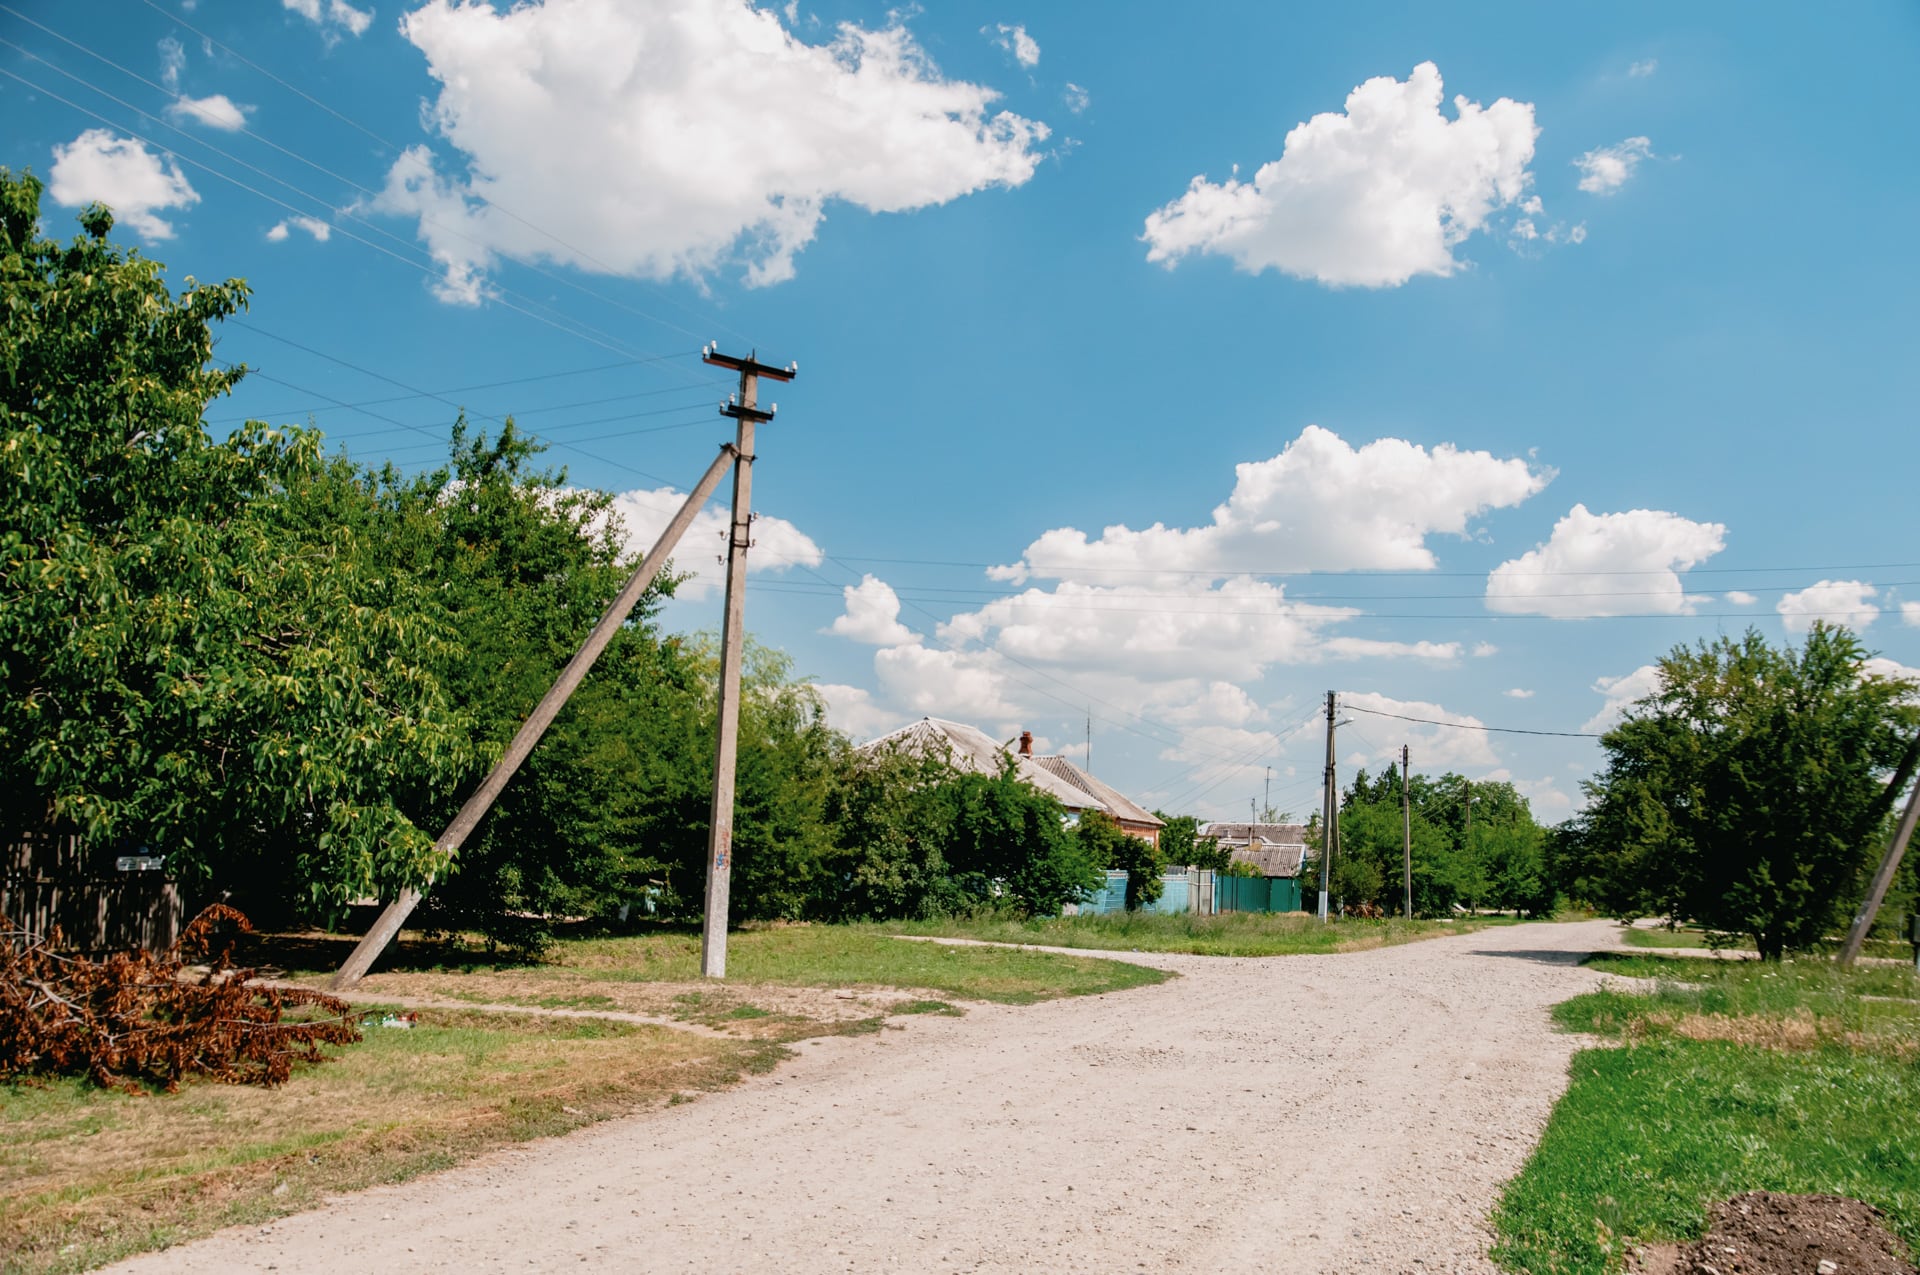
0 1007 777 1275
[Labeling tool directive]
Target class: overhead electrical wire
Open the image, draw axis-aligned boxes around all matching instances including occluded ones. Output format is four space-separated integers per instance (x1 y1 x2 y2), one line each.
830 554 1920 581
1341 704 1601 739
26 0 743 346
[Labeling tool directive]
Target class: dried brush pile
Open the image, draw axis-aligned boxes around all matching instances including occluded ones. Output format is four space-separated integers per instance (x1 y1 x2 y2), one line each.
0 904 363 1091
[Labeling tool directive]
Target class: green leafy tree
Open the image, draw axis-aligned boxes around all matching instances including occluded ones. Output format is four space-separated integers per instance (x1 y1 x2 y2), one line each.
1075 810 1164 910
824 748 964 921
1154 812 1224 871
941 761 1102 915
0 171 475 912
1575 624 1918 959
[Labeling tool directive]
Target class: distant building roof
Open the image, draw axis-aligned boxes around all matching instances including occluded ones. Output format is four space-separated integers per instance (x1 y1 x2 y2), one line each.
1228 844 1306 878
1028 755 1165 829
1201 821 1308 844
857 717 1101 811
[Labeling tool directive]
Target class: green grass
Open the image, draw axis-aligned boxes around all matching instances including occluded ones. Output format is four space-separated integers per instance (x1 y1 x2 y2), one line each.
0 1007 778 1275
1622 924 1913 961
1492 955 1920 1274
1623 925 1755 951
883 909 1524 957
547 923 1171 1003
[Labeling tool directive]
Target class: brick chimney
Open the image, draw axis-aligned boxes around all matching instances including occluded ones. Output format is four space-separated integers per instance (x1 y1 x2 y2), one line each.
1019 730 1033 756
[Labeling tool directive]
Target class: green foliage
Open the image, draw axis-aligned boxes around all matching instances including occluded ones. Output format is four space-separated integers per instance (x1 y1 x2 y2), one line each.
1566 625 1918 959
1074 809 1164 910
1155 811 1223 871
1312 763 1553 917
944 760 1104 916
0 169 474 909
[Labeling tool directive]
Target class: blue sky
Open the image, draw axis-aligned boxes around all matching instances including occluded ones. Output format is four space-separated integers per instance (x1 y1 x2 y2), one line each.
6 0 1918 823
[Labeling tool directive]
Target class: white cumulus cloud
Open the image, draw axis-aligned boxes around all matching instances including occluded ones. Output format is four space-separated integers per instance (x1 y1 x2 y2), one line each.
267 215 333 242
829 575 917 646
48 129 199 241
1583 664 1662 734
283 0 373 39
1903 601 1920 627
1503 688 1534 699
1777 579 1879 634
166 93 251 132
986 23 1039 68
1726 590 1758 606
995 425 1549 585
1141 62 1540 288
1063 82 1089 114
375 0 1049 301
814 682 898 741
1575 136 1652 195
608 486 821 601
1486 505 1726 618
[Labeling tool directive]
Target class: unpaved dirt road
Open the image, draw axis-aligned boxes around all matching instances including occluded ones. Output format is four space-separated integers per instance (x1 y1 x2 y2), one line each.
107 920 1627 1275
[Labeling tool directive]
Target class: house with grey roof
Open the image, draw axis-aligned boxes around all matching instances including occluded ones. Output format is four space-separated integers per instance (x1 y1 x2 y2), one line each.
858 718 1165 846
1199 821 1310 879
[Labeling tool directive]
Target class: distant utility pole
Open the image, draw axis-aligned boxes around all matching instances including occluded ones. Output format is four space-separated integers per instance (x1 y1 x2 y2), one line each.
1401 744 1412 921
699 345 795 980
1319 690 1335 921
1264 765 1271 821
330 438 743 991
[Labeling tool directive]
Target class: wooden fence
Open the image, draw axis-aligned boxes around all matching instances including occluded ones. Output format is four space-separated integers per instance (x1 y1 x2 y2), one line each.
1 829 184 952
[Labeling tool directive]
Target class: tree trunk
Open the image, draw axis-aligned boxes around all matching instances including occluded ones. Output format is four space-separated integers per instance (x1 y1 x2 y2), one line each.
1755 932 1784 962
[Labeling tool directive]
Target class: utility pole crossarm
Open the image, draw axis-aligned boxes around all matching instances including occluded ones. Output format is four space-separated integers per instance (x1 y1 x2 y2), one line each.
699 344 797 981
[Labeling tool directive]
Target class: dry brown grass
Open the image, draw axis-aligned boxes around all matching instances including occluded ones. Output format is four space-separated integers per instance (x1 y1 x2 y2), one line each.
0 1007 778 1275
1634 1009 1920 1062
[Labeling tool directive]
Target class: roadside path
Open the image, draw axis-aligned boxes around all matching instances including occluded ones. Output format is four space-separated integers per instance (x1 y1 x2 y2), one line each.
107 919 1629 1275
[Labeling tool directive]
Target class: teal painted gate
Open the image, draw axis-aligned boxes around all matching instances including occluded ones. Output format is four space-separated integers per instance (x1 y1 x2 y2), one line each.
1214 876 1303 913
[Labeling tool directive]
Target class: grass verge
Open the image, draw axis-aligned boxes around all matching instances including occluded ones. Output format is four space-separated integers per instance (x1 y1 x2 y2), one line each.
1491 954 1920 1274
0 1008 780 1275
883 909 1524 957
1622 924 1912 961
256 922 1168 1046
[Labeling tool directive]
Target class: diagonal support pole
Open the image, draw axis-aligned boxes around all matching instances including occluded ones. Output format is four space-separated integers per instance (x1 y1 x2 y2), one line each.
1837 768 1920 968
329 442 741 990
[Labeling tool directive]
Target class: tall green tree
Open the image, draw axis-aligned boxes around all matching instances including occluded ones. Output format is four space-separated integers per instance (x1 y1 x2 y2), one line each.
1075 810 1164 910
0 170 475 912
1573 624 1918 959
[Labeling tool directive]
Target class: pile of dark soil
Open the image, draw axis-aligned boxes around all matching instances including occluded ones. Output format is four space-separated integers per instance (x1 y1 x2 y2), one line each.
1634 1192 1916 1275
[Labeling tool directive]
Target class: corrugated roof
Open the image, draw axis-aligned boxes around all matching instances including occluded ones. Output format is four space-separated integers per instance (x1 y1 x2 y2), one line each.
1229 844 1306 878
1200 821 1309 846
1029 755 1166 828
857 718 1102 811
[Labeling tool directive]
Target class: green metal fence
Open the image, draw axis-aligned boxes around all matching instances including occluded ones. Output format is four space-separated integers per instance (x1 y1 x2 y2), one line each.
1214 876 1303 914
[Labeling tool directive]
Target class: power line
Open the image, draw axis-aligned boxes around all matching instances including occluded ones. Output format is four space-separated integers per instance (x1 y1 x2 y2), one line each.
204 359 718 425
216 320 691 486
745 581 1913 625
0 58 687 367
127 0 748 345
1342 704 1601 739
831 554 1920 580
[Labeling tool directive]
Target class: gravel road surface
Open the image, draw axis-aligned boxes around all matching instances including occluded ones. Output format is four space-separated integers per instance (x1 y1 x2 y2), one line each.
105 919 1626 1275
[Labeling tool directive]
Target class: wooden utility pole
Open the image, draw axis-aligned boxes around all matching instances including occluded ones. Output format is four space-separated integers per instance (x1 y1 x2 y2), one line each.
1319 690 1335 921
1401 743 1412 920
330 439 743 990
1838 777 1920 967
699 345 795 980
1264 765 1271 822
1838 736 1920 966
